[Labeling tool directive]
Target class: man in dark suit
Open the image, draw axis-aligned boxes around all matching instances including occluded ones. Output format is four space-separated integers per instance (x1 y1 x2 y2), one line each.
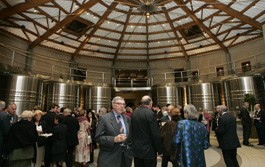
253 103 265 145
216 105 241 167
96 96 132 167
152 104 163 126
238 102 253 146
62 108 80 167
160 104 174 126
131 95 162 167
42 103 59 167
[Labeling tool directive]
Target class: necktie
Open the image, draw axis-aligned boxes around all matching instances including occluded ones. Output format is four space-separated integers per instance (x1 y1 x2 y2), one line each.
117 115 124 134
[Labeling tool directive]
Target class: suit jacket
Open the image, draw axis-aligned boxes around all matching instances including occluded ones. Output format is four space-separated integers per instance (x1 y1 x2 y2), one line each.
0 111 11 155
254 109 265 128
238 106 252 126
95 112 132 167
63 115 80 147
131 105 162 159
216 113 241 150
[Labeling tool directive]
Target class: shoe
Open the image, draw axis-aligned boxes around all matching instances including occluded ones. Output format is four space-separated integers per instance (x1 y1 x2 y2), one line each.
243 144 254 146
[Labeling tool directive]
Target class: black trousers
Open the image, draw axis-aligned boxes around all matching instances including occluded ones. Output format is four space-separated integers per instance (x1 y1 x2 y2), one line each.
66 145 75 167
242 124 251 145
161 154 179 167
134 157 157 167
44 139 52 167
222 149 239 167
256 127 265 144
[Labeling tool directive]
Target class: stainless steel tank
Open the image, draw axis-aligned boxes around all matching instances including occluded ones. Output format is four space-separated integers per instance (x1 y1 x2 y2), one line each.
188 83 215 111
152 84 177 106
46 82 80 110
176 86 186 106
212 82 225 106
85 85 111 113
0 74 43 115
224 76 265 111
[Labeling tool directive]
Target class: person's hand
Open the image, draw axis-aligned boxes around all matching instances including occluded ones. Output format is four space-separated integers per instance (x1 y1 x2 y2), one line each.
114 134 127 143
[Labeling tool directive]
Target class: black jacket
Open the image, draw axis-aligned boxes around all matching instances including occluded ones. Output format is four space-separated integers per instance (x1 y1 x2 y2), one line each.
6 120 38 152
216 113 241 150
238 106 252 126
63 115 79 146
131 105 162 159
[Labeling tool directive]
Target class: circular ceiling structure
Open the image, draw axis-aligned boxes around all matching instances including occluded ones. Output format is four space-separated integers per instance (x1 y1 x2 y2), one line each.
0 0 264 62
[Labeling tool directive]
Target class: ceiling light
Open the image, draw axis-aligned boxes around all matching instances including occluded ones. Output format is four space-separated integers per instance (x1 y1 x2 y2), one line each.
146 12 150 19
33 9 37 13
86 12 89 15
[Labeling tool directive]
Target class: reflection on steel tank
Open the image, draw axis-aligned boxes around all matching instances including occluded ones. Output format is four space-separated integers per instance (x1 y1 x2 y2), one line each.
152 84 177 106
224 76 265 111
212 82 225 106
85 85 111 113
188 83 215 111
46 82 80 110
0 74 43 116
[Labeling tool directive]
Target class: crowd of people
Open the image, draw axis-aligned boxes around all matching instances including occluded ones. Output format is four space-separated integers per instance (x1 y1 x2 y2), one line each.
0 101 98 167
0 97 264 167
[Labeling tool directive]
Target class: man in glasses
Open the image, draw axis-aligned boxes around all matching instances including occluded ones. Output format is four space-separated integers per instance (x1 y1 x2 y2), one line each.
96 96 132 167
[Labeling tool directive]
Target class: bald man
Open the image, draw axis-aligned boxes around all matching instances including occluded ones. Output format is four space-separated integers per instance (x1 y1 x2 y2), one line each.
131 95 161 167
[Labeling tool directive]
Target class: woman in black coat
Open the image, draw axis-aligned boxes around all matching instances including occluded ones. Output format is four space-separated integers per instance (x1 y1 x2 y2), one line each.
51 115 67 167
7 110 38 167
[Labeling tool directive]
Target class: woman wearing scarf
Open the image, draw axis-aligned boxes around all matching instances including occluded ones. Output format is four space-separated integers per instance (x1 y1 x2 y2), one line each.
75 109 92 167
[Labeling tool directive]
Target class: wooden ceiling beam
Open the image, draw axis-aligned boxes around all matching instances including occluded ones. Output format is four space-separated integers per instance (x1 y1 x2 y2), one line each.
164 12 189 59
73 1 118 56
29 1 98 49
113 8 132 64
173 0 229 53
201 0 262 30
0 0 53 19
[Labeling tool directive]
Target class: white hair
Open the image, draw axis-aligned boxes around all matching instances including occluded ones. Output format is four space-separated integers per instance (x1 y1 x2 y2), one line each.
184 104 198 119
64 108 72 115
20 110 34 121
0 100 6 110
112 96 125 105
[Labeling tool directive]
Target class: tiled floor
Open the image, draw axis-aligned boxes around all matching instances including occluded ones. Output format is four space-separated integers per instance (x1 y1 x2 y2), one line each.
88 124 265 167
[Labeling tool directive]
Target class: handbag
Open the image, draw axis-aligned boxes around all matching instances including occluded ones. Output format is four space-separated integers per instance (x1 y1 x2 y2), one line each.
87 135 92 145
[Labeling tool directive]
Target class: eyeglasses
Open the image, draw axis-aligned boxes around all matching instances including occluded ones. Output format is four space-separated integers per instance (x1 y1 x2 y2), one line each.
115 102 126 106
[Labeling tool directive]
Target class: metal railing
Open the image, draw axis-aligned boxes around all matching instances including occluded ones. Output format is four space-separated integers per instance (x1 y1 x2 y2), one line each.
1 43 265 87
151 51 265 85
0 43 110 84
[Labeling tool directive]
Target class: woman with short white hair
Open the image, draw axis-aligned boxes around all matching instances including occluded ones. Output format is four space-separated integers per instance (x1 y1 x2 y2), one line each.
7 110 38 167
174 104 209 167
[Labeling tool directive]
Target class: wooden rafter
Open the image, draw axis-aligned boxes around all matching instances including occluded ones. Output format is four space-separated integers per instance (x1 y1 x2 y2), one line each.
164 12 189 59
201 0 262 30
29 0 98 49
113 8 132 64
73 1 118 56
0 0 53 19
173 0 229 53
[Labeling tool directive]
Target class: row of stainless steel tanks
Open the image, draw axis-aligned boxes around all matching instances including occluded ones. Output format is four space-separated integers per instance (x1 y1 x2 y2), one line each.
0 74 111 115
152 76 265 112
1 74 264 115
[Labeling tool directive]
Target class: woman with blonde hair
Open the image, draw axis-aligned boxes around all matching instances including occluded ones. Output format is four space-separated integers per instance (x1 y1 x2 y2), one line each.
75 110 92 166
33 110 47 167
